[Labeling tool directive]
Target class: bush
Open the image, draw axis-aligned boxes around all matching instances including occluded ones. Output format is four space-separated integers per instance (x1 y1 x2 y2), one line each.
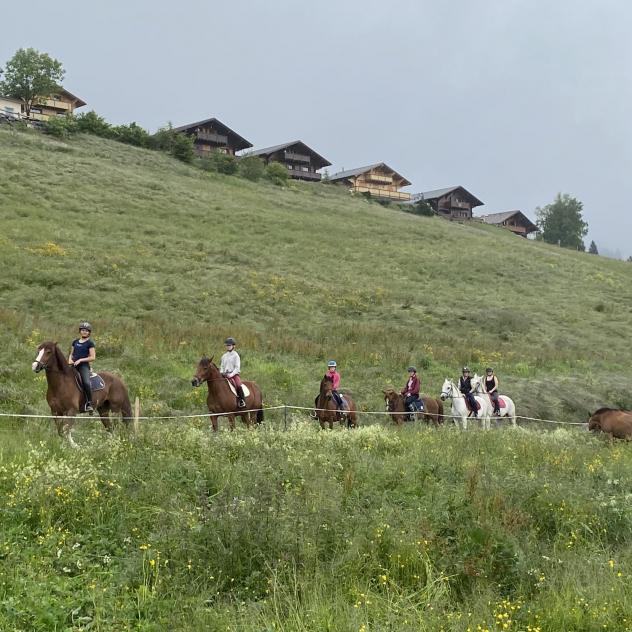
150 125 195 163
43 114 78 139
265 161 289 186
238 155 265 181
110 122 150 148
74 111 113 138
198 151 238 175
405 200 435 217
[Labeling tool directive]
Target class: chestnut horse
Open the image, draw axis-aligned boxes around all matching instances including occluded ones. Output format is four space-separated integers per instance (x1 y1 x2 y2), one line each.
32 341 134 447
316 374 358 429
382 388 444 426
191 356 264 431
588 407 632 440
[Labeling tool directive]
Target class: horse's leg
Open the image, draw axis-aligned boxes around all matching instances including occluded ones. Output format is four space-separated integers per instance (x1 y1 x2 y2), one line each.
59 414 79 448
98 403 114 434
228 414 236 431
210 412 218 432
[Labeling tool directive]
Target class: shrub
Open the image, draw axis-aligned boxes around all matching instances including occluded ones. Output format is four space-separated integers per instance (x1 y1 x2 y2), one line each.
150 124 195 163
43 114 78 139
265 161 289 186
238 155 265 181
405 200 435 217
74 110 113 138
111 122 150 147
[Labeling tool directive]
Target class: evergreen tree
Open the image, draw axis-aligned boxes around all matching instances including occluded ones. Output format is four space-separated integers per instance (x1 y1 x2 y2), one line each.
588 240 599 255
535 193 588 251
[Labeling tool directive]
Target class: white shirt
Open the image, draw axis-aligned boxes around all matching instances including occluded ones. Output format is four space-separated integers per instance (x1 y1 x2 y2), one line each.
220 349 241 377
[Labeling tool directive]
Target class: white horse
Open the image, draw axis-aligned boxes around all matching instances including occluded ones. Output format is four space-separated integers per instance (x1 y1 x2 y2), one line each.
471 375 517 427
440 376 492 430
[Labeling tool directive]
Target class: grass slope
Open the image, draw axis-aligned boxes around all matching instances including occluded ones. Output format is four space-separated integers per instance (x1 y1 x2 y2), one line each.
1 128 632 630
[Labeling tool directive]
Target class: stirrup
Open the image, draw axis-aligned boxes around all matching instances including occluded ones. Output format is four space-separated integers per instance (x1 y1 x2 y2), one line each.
238 399 246 408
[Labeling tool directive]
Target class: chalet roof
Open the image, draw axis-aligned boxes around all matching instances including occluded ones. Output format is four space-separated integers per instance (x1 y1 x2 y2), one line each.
329 162 412 186
479 210 538 233
58 88 86 107
411 186 484 207
248 140 331 169
172 117 253 151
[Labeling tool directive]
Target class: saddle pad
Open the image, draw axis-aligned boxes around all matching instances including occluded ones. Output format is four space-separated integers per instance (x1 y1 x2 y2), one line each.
74 372 106 392
227 381 250 398
498 397 506 408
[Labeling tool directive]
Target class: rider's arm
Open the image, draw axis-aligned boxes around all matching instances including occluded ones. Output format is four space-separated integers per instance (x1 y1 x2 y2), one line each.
68 344 74 365
488 377 498 393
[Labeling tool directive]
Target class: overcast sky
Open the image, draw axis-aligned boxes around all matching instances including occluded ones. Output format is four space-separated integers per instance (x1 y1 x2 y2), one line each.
2 0 631 257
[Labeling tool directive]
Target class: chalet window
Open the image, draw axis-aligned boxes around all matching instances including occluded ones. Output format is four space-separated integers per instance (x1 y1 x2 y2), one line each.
301 166 309 172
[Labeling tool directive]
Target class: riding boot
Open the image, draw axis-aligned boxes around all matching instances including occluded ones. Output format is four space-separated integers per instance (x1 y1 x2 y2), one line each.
236 386 246 408
84 387 94 413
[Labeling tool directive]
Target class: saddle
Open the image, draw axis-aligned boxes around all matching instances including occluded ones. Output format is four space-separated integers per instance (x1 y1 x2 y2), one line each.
465 399 481 413
74 370 105 393
226 380 250 398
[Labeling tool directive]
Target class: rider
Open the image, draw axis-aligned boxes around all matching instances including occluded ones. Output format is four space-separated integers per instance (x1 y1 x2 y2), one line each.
325 360 345 410
458 366 478 418
220 337 246 408
68 321 96 413
401 366 423 413
484 367 500 415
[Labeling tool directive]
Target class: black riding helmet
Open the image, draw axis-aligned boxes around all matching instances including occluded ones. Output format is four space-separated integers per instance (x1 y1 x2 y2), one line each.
462 366 470 373
486 367 494 374
407 366 417 373
224 337 236 346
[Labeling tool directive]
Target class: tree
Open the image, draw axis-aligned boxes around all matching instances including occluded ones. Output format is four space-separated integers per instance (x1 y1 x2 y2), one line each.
535 193 588 251
265 161 289 186
0 48 64 117
627 256 632 263
588 240 599 255
238 154 265 181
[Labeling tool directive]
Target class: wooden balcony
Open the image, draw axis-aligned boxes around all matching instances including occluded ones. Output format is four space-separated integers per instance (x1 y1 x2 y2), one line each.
38 98 72 111
284 151 310 163
196 131 229 144
287 167 321 181
352 185 410 201
365 173 393 184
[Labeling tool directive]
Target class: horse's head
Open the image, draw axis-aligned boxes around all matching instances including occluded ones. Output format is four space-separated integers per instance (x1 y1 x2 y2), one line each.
440 378 452 401
382 388 400 412
470 374 483 393
32 341 59 373
320 374 334 399
191 355 217 387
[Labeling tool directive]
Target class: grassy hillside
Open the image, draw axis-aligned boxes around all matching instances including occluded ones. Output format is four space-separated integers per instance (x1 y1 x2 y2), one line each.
1 126 631 421
2 128 632 631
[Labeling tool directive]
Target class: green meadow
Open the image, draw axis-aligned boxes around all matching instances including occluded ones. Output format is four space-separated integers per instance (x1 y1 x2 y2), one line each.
1 127 632 630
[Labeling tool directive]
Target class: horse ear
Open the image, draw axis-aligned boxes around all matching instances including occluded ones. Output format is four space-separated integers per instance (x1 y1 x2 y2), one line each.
209 355 214 362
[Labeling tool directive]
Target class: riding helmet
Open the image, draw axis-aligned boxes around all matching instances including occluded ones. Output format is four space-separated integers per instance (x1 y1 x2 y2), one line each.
462 366 470 373
79 321 92 332
407 366 417 373
327 360 337 367
486 367 493 373
224 337 236 346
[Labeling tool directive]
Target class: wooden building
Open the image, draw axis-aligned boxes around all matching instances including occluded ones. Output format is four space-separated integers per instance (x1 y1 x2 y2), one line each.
329 163 411 201
27 88 86 121
479 210 538 237
172 117 252 156
408 186 483 220
0 96 23 119
248 141 331 181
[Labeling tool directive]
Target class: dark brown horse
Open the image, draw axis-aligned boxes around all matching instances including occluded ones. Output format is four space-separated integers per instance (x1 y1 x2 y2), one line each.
32 341 134 447
382 388 444 426
588 407 632 440
191 356 264 431
316 374 358 429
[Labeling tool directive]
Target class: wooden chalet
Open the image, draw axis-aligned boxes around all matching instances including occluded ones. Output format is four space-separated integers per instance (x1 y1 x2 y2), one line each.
0 96 23 119
28 88 86 121
409 186 483 220
173 117 252 156
479 210 538 237
329 163 411 202
248 141 331 181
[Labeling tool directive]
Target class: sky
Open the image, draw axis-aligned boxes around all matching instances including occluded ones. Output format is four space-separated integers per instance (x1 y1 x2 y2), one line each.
2 0 631 258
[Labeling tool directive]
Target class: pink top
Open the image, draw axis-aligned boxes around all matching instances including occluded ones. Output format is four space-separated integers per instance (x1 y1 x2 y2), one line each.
326 369 340 390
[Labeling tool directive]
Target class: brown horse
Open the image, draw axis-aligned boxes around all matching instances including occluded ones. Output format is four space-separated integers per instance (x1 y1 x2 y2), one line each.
382 388 444 426
316 374 358 429
191 356 264 431
588 407 632 440
32 341 134 447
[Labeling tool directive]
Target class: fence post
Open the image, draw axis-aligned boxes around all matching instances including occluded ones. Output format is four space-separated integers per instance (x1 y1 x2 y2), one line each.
284 405 288 430
133 397 140 433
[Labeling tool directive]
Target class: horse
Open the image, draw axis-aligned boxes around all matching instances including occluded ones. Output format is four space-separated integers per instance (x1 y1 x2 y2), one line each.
191 356 264 431
440 377 492 430
316 374 358 429
471 374 517 427
588 407 632 440
32 341 134 447
382 388 444 426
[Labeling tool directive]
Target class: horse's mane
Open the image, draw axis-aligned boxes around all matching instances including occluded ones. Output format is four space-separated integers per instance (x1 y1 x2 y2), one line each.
42 341 70 373
199 356 217 369
592 407 621 415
